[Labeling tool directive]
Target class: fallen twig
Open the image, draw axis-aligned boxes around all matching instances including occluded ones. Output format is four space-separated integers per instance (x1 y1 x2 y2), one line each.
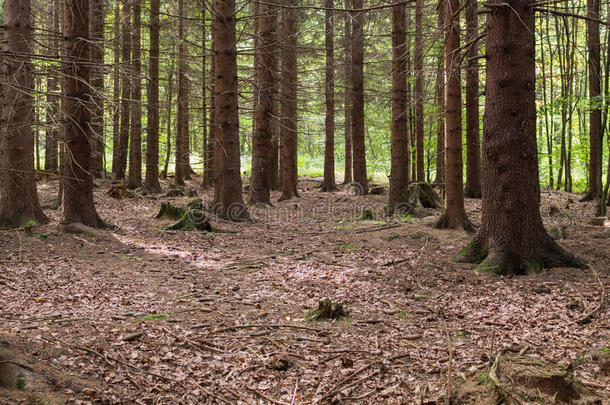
574 266 606 325
160 326 225 354
316 360 381 403
246 386 289 405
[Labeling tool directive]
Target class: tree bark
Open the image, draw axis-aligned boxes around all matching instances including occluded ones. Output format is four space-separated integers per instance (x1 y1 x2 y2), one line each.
116 0 131 181
321 0 337 192
343 0 353 185
90 0 105 178
433 0 445 184
61 0 105 227
203 33 216 189
435 0 473 231
212 0 248 220
464 0 482 198
162 59 175 179
176 0 188 186
143 0 162 193
414 0 425 183
248 0 279 204
351 0 368 195
461 0 584 274
45 0 60 174
0 0 49 226
127 0 142 188
388 3 413 216
279 0 299 201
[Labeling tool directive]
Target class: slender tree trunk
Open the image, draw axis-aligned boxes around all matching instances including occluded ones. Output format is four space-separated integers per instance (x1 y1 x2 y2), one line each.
203 35 216 189
127 0 142 188
279 0 299 201
249 0 279 204
200 3 208 188
461 0 583 274
433 0 445 184
162 60 175 179
117 0 131 180
351 0 368 195
212 0 248 220
176 0 188 185
45 0 60 174
143 0 162 193
0 0 48 226
61 0 105 227
90 0 105 178
414 0 425 182
435 0 472 231
111 0 120 177
388 2 412 216
321 0 337 192
464 0 482 198
343 0 353 184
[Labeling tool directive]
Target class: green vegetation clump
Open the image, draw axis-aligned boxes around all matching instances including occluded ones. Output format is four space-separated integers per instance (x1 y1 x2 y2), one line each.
136 314 167 322
307 299 349 321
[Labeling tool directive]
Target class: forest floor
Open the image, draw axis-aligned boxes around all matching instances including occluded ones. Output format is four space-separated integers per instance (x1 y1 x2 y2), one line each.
0 176 609 404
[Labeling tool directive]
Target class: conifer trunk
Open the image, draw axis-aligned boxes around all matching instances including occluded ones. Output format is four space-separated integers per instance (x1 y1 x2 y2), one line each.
351 0 368 195
90 0 105 178
127 0 142 188
343 0 353 184
321 0 337 192
116 0 131 180
414 0 425 183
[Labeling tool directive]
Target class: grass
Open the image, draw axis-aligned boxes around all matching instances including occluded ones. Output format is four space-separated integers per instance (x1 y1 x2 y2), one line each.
136 314 167 322
336 243 359 251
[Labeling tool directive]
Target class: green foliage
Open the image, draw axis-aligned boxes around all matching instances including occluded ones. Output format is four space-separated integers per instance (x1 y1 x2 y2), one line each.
136 314 167 322
16 373 26 391
307 299 349 321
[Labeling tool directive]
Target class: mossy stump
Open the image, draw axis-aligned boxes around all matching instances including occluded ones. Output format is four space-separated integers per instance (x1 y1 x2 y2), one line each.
407 182 444 209
155 200 212 232
307 299 349 321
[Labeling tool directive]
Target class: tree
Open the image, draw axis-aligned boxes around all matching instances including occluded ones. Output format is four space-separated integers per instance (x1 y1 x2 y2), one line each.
460 0 584 274
45 0 60 174
175 0 188 186
0 0 49 227
212 0 248 220
90 0 105 178
321 0 337 192
279 0 299 201
143 0 162 193
248 0 279 205
388 2 412 216
343 0 353 185
203 33 216 190
111 0 120 177
127 0 142 188
435 0 472 231
61 0 105 227
414 0 425 183
351 0 368 195
116 0 131 180
433 0 444 185
463 0 482 198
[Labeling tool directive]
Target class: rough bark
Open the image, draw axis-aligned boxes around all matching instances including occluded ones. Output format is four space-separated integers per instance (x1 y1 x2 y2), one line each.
90 0 105 178
321 0 337 192
0 0 49 227
343 0 353 185
212 0 248 220
111 0 121 177
116 0 131 180
414 0 425 183
44 0 60 174
388 3 412 216
279 0 299 201
351 0 368 195
162 60 175 179
464 0 482 198
127 0 142 188
433 0 445 184
248 0 279 204
61 0 105 227
461 0 585 274
203 34 216 190
143 0 162 193
435 0 473 231
176 0 188 186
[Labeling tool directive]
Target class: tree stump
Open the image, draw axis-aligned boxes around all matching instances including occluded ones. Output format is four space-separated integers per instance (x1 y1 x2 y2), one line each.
407 182 444 209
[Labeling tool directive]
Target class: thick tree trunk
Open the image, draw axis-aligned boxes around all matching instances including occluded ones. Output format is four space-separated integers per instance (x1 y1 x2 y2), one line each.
200 4 208 189
111 0 121 177
45 0 60 174
414 0 425 183
143 0 162 193
351 0 368 195
435 0 472 231
388 3 413 216
116 0 131 181
581 0 601 203
464 0 482 198
61 0 105 228
279 0 299 201
461 0 584 274
248 0 279 204
212 0 248 220
433 0 445 184
0 0 48 227
343 0 353 184
321 0 337 192
176 0 187 185
90 0 105 178
127 0 142 188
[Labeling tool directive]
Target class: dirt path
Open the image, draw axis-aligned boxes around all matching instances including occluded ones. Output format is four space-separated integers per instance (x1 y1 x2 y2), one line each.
1 177 608 404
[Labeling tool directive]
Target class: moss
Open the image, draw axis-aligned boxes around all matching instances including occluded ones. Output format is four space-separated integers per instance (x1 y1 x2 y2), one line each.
476 254 506 275
523 260 543 274
155 203 186 220
458 238 486 264
307 299 349 321
359 209 375 220
136 314 167 322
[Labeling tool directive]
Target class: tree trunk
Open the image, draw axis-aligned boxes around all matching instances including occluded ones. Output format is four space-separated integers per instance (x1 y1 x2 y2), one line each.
61 0 105 227
414 0 425 183
200 4 208 190
461 0 584 274
279 0 299 201
176 0 188 186
388 2 413 216
433 0 445 184
127 0 142 188
581 0 601 202
203 34 216 189
0 0 48 227
248 0 279 204
111 0 120 177
162 59 175 179
116 0 131 180
143 0 162 193
321 0 337 192
45 0 60 174
351 0 368 195
464 0 482 198
90 0 105 178
343 0 353 185
435 0 472 231
212 0 248 220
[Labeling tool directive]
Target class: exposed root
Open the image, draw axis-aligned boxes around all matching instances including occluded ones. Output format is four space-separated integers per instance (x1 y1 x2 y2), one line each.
434 213 476 233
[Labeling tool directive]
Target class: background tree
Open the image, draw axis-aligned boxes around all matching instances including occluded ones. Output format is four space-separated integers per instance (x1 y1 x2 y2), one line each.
321 0 337 192
415 0 425 182
116 0 131 180
343 0 353 185
433 0 445 185
127 0 142 188
90 0 105 178
351 0 368 195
